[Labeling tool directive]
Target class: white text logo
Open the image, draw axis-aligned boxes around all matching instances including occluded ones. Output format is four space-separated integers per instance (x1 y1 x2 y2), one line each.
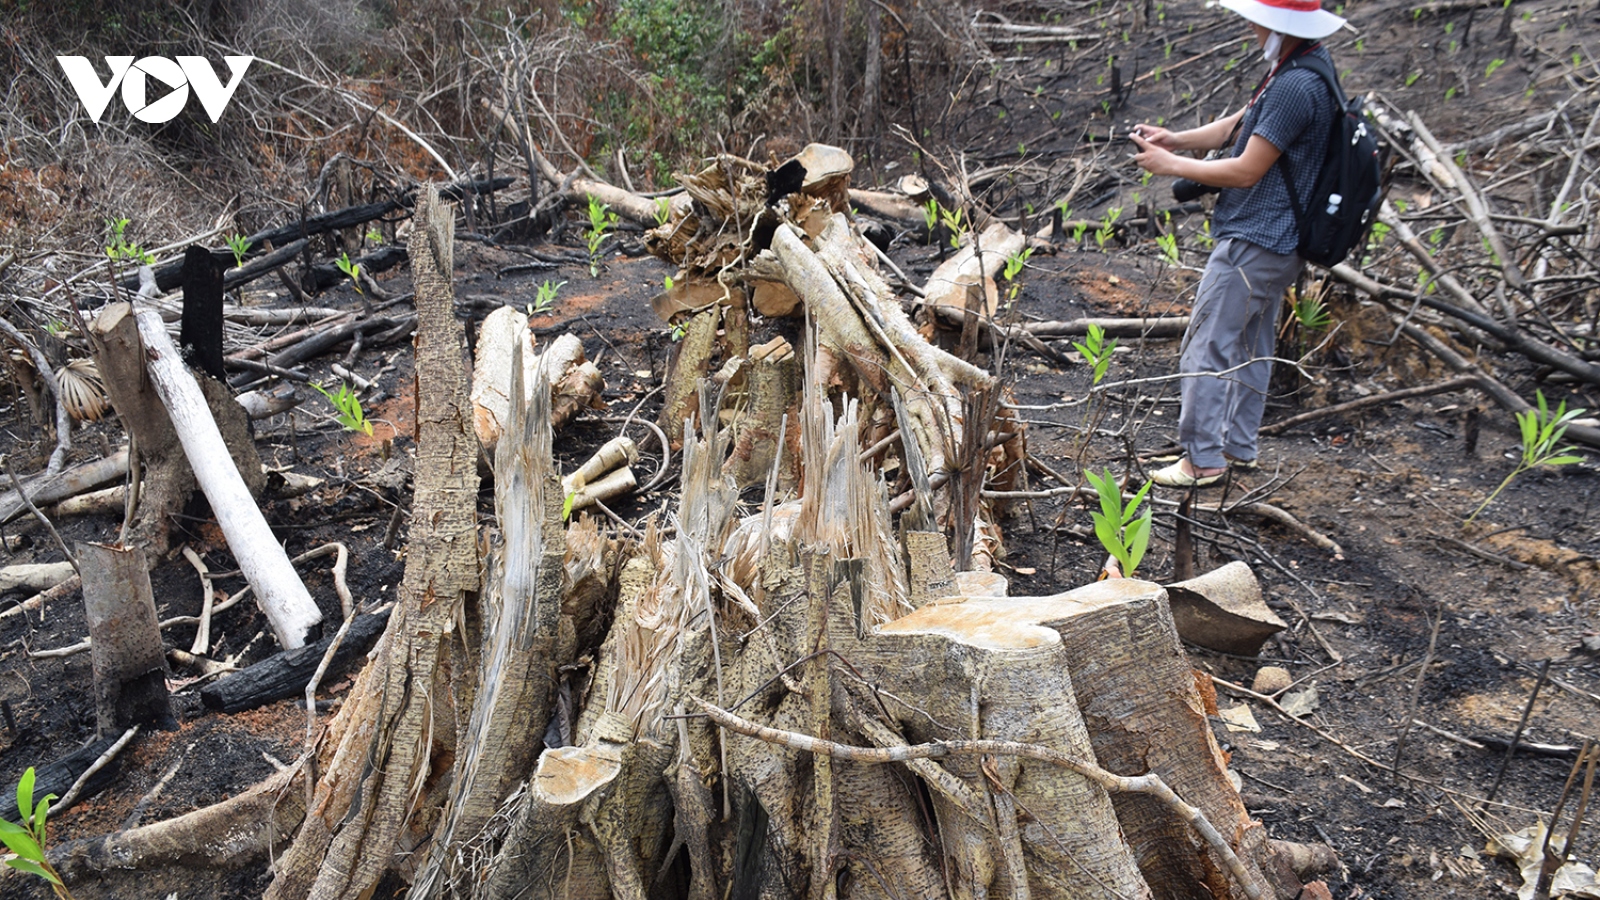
57 56 254 124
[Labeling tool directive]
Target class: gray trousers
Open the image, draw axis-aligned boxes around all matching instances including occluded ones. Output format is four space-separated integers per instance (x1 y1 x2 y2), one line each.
1178 237 1302 469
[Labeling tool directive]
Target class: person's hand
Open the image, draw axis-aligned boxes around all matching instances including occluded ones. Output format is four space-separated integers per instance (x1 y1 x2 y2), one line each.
1130 131 1182 177
1130 123 1179 150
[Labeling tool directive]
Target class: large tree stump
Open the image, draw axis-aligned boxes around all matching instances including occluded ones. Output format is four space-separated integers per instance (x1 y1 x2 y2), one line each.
876 580 1284 900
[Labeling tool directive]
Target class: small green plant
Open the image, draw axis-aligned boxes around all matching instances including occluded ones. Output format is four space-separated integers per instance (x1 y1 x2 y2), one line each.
225 234 251 269
1093 206 1122 250
104 217 154 266
336 252 363 293
1465 392 1586 525
1072 322 1118 385
653 197 671 226
364 228 384 245
311 382 373 436
562 492 576 522
1086 469 1153 579
1000 247 1033 306
670 322 687 342
1155 232 1180 266
663 275 675 291
584 195 620 277
529 280 565 316
922 198 940 242
1290 289 1332 331
1445 86 1458 100
1072 222 1089 243
0 768 72 898
1405 71 1422 87
940 205 967 250
1196 219 1215 250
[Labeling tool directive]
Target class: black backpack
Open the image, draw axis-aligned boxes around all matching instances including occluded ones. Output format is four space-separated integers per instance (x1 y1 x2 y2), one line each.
1276 53 1385 268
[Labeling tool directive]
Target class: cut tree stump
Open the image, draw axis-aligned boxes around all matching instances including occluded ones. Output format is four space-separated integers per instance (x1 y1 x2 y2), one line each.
267 184 482 900
78 542 175 736
240 152 1313 900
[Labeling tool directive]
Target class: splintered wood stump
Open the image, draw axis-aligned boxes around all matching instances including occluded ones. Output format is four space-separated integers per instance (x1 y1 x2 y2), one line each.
876 579 1282 900
864 583 1153 899
78 542 174 736
267 184 482 900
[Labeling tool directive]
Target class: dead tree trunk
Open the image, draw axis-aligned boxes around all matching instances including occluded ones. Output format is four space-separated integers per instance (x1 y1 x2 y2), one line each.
267 184 482 900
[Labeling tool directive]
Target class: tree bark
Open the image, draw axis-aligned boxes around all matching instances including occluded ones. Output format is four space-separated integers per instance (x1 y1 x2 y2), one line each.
78 542 174 737
267 184 482 900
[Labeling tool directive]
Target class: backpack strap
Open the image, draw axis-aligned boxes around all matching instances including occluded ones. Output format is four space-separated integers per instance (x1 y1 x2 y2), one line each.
1272 51 1345 227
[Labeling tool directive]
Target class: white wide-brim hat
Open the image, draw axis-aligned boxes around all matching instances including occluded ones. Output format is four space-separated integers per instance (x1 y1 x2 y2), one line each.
1217 0 1347 39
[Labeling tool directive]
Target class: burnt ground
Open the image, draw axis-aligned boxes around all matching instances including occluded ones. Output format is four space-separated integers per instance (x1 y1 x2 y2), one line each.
2 0 1599 896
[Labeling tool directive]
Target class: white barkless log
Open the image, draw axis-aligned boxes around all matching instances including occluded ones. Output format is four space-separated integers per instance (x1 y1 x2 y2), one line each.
134 309 323 649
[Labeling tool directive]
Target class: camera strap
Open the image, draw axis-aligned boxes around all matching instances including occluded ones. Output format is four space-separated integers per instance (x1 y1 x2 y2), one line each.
1229 40 1322 154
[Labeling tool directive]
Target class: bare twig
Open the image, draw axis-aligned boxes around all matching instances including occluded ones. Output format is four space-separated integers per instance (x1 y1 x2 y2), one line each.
1392 604 1445 774
58 725 140 811
1 455 79 580
1486 659 1552 803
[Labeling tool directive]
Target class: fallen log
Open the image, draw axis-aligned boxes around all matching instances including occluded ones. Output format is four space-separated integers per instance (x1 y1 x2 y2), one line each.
1 736 120 823
1027 316 1192 338
49 765 306 882
133 308 323 648
199 609 391 714
923 220 1028 318
227 314 408 388
0 561 75 594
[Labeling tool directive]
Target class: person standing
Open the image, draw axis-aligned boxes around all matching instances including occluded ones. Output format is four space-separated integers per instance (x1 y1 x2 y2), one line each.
1130 0 1347 486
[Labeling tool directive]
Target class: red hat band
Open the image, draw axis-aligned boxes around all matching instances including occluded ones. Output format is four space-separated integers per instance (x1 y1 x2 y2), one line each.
1256 0 1325 10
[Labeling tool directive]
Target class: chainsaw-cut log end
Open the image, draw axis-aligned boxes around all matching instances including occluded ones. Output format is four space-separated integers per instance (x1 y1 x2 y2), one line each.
533 743 623 805
877 577 1159 649
473 311 603 450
